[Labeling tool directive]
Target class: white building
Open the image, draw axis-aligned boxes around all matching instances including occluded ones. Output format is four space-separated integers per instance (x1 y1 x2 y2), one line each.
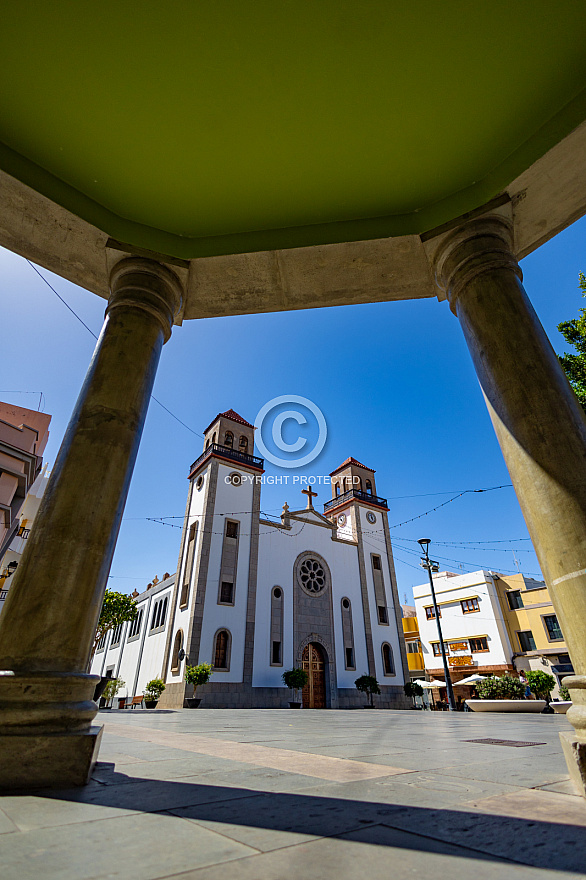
92 408 409 709
413 569 515 685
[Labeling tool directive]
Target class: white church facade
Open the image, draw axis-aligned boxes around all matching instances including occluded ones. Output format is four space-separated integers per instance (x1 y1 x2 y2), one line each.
91 409 409 709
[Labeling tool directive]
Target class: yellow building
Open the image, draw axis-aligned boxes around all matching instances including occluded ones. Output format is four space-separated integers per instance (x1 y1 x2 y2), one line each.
401 606 425 679
494 573 573 691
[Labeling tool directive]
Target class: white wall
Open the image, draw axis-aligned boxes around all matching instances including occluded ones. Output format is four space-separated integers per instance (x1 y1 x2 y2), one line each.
413 570 512 671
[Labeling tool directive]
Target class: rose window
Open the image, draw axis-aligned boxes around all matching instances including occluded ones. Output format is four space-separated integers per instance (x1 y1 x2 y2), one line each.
299 558 326 594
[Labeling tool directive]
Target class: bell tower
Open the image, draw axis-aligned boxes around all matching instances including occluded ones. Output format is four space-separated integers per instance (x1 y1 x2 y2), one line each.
324 456 409 686
159 408 264 707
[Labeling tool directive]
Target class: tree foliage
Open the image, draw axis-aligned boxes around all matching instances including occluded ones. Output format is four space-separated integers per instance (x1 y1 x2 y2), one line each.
282 668 309 691
404 681 424 698
144 678 166 701
525 670 556 700
185 662 213 691
476 674 525 700
558 272 586 412
102 677 124 702
91 589 138 658
355 674 381 707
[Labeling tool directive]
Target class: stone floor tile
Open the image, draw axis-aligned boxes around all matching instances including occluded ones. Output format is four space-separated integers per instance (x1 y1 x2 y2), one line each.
2 810 257 880
170 823 576 880
466 788 586 827
0 806 18 834
0 792 138 831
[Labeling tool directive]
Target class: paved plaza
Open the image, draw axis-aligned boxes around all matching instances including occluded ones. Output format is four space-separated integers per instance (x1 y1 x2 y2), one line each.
1 708 585 879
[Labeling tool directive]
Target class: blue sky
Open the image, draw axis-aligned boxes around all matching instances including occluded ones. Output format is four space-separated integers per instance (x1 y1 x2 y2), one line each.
2 215 585 602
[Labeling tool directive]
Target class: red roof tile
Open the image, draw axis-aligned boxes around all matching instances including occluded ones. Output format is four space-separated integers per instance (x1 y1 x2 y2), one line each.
203 409 254 435
330 456 375 477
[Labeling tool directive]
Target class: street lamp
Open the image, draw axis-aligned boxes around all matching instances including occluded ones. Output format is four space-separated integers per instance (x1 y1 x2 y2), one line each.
418 538 456 711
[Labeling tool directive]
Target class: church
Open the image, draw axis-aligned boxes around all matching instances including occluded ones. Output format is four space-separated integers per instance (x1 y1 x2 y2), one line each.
91 409 409 709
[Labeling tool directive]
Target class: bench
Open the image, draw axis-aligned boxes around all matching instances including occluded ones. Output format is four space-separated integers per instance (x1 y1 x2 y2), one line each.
129 696 144 709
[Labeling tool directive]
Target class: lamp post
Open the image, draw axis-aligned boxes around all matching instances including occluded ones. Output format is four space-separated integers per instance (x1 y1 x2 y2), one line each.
418 538 456 711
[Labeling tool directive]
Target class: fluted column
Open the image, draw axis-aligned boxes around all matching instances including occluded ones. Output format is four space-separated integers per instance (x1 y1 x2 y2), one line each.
0 257 182 789
431 216 586 795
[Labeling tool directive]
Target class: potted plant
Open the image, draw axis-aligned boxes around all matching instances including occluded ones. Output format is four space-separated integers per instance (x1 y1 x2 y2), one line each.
143 678 166 708
466 674 546 712
184 662 213 707
282 668 308 707
99 676 124 709
552 683 572 714
355 674 381 708
404 680 424 708
526 670 556 713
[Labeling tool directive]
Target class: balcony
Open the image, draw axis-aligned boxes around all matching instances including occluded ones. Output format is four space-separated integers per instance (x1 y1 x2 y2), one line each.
324 488 388 513
189 443 264 475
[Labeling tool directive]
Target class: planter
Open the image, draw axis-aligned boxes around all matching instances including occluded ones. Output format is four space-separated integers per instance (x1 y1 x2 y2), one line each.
552 701 572 714
186 698 201 708
288 701 301 708
466 699 546 713
144 700 158 709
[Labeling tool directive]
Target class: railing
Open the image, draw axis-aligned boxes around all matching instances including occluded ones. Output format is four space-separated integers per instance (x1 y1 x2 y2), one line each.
324 488 388 512
190 443 264 473
17 527 30 538
0 590 8 601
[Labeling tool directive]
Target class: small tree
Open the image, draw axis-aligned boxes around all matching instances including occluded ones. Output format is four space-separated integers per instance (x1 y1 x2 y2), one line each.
102 677 124 704
185 662 213 695
355 674 380 708
404 681 424 707
143 678 166 703
91 589 138 659
282 668 309 703
526 670 556 703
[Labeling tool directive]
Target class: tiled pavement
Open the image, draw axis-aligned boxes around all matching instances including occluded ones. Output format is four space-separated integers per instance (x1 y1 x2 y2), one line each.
1 708 585 879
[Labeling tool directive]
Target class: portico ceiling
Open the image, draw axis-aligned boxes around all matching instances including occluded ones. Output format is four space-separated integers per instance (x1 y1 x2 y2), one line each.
1 3 586 316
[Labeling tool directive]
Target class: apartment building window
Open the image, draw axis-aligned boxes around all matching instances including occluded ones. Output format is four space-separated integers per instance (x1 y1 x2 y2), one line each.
518 630 536 651
506 590 523 610
432 643 447 656
543 614 563 641
425 606 440 620
96 631 108 652
406 640 421 653
461 598 479 614
470 636 488 652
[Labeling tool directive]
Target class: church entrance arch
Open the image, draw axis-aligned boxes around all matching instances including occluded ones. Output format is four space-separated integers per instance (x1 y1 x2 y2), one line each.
301 642 327 709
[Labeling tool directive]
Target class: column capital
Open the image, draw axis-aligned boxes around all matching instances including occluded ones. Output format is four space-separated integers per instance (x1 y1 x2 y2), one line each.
108 257 183 342
429 216 522 314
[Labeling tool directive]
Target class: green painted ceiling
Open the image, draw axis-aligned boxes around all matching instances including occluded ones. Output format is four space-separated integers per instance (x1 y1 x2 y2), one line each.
1 2 586 259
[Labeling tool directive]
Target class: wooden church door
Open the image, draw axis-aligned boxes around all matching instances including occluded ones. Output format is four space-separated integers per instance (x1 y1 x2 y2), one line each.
301 643 326 708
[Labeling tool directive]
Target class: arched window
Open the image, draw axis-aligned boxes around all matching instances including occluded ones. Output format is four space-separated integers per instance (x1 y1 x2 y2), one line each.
180 521 198 607
224 431 234 448
213 629 231 670
212 432 216 444
270 587 284 665
335 483 340 497
171 630 183 673
365 480 372 495
239 435 248 453
341 598 355 669
382 643 395 676
205 438 209 449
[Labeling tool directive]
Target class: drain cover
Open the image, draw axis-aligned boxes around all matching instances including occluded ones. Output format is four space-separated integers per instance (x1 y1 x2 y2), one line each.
464 738 546 747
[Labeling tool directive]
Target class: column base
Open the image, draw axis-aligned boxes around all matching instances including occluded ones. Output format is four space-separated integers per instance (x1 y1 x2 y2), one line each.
0 725 103 790
559 731 586 796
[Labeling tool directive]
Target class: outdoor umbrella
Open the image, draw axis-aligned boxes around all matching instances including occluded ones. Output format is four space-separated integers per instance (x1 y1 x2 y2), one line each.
453 674 486 686
414 679 445 688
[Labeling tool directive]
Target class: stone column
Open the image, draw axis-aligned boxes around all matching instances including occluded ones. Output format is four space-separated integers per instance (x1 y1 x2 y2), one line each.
430 216 586 795
0 257 182 789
